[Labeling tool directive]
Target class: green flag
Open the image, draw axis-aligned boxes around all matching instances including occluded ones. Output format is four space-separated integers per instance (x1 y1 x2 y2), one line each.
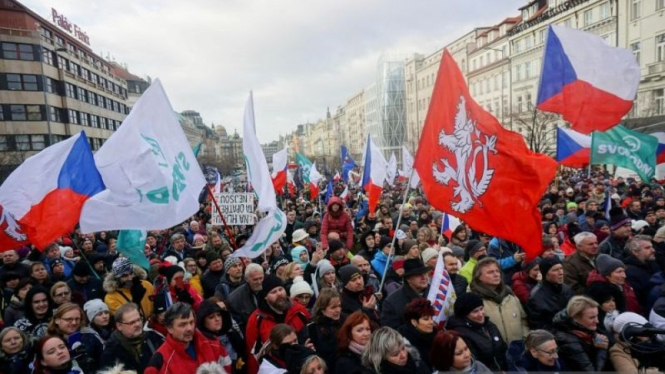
117 230 149 270
296 153 312 184
591 125 658 181
192 142 202 157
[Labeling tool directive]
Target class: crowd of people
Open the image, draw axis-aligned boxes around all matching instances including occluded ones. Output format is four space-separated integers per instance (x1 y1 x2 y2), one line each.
2 171 665 374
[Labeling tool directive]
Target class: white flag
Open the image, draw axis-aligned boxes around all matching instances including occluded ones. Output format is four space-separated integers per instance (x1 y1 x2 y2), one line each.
386 152 397 186
427 251 457 324
309 162 323 185
401 145 421 189
231 93 286 259
243 92 277 212
80 79 205 233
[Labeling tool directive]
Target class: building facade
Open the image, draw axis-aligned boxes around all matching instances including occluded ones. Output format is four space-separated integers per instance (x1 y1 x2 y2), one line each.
0 0 132 180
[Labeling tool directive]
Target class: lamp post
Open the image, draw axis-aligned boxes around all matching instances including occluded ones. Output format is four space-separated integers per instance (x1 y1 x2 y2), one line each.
481 46 512 130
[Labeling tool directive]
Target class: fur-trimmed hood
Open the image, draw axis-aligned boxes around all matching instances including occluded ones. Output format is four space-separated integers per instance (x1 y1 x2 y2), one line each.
103 265 148 293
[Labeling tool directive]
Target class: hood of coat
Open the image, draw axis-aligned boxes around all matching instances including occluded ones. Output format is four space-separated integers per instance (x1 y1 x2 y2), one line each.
196 299 232 336
103 266 148 293
326 197 345 218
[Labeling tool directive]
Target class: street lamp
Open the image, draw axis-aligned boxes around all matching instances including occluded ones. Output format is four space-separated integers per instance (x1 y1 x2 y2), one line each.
481 45 512 130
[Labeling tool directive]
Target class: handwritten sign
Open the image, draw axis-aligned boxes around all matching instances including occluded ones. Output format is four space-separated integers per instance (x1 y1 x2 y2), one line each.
211 193 256 226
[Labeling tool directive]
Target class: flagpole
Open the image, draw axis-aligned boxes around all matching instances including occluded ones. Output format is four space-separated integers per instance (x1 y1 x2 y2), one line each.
378 168 415 292
206 184 238 250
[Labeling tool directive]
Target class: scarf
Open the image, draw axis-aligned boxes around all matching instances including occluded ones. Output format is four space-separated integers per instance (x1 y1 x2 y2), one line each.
471 281 512 304
112 329 145 364
348 340 366 355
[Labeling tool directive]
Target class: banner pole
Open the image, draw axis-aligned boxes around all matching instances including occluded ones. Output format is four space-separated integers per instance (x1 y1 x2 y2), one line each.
378 168 415 292
207 185 238 250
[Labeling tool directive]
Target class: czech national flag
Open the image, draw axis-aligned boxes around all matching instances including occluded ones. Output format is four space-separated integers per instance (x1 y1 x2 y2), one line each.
361 134 387 214
650 132 665 164
440 212 461 240
537 25 640 134
271 146 288 194
0 132 104 251
556 127 591 168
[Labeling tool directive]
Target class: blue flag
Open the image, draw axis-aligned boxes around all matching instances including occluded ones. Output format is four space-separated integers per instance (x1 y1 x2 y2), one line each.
341 145 357 182
325 179 334 204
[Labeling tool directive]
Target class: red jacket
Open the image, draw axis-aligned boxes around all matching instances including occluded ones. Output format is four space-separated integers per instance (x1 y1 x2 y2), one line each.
586 269 642 315
245 302 311 374
145 329 232 374
320 197 354 250
512 270 538 304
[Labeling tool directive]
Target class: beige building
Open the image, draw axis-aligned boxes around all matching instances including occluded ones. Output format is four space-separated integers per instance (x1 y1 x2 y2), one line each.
345 89 365 160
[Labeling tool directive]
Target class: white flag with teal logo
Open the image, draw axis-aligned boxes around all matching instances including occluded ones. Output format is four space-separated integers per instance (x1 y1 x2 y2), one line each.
232 92 286 259
117 229 149 270
79 79 206 233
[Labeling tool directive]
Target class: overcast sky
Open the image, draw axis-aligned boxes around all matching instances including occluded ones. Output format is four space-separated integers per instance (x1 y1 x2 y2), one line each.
25 0 525 143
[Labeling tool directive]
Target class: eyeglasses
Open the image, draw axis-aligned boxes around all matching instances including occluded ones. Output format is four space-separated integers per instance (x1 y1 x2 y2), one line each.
536 348 559 357
119 317 144 326
54 291 71 298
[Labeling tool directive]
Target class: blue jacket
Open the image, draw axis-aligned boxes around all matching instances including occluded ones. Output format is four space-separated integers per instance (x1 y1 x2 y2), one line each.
371 251 391 279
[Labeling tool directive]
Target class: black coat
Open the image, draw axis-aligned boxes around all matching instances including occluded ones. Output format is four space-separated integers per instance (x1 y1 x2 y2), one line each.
340 287 379 323
227 283 259 332
67 277 105 305
551 310 607 372
362 355 430 374
335 349 364 374
450 273 468 296
397 323 435 371
624 253 660 307
380 283 429 329
200 268 224 299
445 315 508 371
99 329 165 374
305 316 344 371
525 280 575 331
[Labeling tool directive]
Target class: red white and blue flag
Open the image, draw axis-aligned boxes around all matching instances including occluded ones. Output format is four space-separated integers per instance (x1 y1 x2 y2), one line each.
361 134 387 214
427 251 456 324
440 212 461 240
271 146 288 194
556 127 591 168
650 132 665 164
537 25 639 134
0 132 104 251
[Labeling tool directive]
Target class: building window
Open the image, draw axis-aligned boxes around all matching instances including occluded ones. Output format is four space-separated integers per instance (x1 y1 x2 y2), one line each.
656 89 665 115
55 35 64 46
10 105 26 120
584 10 593 26
90 73 98 85
494 75 499 91
517 96 523 112
7 74 38 91
68 109 79 124
657 34 665 62
526 93 533 110
599 2 610 19
472 60 476 70
65 83 76 99
658 0 665 10
485 79 490 93
0 135 7 151
15 135 30 151
81 68 89 81
31 135 45 151
514 40 522 54
525 61 532 79
26 105 41 120
80 112 89 126
472 82 477 96
57 56 67 70
42 48 54 65
539 30 546 44
480 55 484 67
1 43 34 60
100 117 106 129
480 81 484 94
525 35 533 49
88 92 96 105
78 87 86 102
516 64 523 81
90 114 98 128
564 18 572 28
69 62 80 76
45 77 56 93
632 0 641 20
631 42 641 64
50 107 62 122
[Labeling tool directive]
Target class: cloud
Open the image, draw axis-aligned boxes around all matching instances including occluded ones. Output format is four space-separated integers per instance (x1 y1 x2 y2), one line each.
25 0 525 142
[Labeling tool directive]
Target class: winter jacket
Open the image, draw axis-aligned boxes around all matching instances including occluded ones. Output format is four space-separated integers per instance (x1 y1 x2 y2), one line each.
445 315 508 371
245 301 310 374
257 354 287 374
200 268 224 299
320 197 354 250
66 277 105 305
380 283 430 329
435 360 494 374
362 351 430 374
650 288 665 341
487 239 521 285
609 339 661 374
214 274 244 300
599 235 628 260
335 349 364 374
227 283 260 331
197 300 244 365
459 258 477 283
340 287 379 323
511 271 538 304
563 251 595 295
145 329 231 374
305 316 343 371
397 323 435 372
586 269 642 315
551 310 608 372
103 267 154 318
370 250 391 278
450 273 468 296
0 340 33 374
3 295 24 327
624 253 660 307
66 326 105 374
514 351 565 373
188 274 203 297
481 292 529 343
526 280 575 331
99 329 165 373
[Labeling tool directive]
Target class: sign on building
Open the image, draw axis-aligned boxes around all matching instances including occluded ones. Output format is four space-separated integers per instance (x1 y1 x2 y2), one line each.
211 193 256 226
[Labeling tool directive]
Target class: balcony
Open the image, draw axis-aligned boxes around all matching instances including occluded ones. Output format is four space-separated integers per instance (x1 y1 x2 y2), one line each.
646 61 665 80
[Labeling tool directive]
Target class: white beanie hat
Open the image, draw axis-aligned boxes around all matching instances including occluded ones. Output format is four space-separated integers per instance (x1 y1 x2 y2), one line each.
613 311 647 335
290 276 313 297
421 247 438 264
83 298 109 322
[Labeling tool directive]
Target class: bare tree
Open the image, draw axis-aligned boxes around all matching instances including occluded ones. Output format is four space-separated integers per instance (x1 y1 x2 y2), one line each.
510 108 558 156
0 150 31 183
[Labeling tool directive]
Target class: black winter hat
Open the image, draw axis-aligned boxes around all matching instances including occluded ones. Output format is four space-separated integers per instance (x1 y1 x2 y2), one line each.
328 239 345 253
596 254 625 277
522 257 542 271
72 261 91 277
464 240 484 261
260 275 284 299
206 251 221 264
283 344 317 374
339 265 362 286
609 207 631 231
153 292 168 314
454 292 484 319
538 256 562 277
379 236 392 250
159 265 185 285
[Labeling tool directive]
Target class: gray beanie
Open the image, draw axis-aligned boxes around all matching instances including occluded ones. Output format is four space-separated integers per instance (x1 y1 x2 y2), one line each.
596 254 625 277
83 298 109 322
317 259 335 279
224 257 243 273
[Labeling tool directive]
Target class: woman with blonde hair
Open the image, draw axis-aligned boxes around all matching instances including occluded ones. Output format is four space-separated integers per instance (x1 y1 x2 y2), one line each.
361 326 430 374
47 302 105 373
50 281 72 309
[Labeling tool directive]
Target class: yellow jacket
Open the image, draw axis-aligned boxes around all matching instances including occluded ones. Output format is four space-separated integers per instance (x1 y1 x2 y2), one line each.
482 293 529 343
103 268 155 318
189 274 203 298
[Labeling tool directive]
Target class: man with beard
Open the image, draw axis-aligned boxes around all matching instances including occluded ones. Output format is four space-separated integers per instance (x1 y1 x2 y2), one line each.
624 235 659 306
100 303 165 373
599 207 632 260
351 254 381 293
245 275 310 374
227 263 264 332
205 232 231 256
214 257 245 299
145 303 231 374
